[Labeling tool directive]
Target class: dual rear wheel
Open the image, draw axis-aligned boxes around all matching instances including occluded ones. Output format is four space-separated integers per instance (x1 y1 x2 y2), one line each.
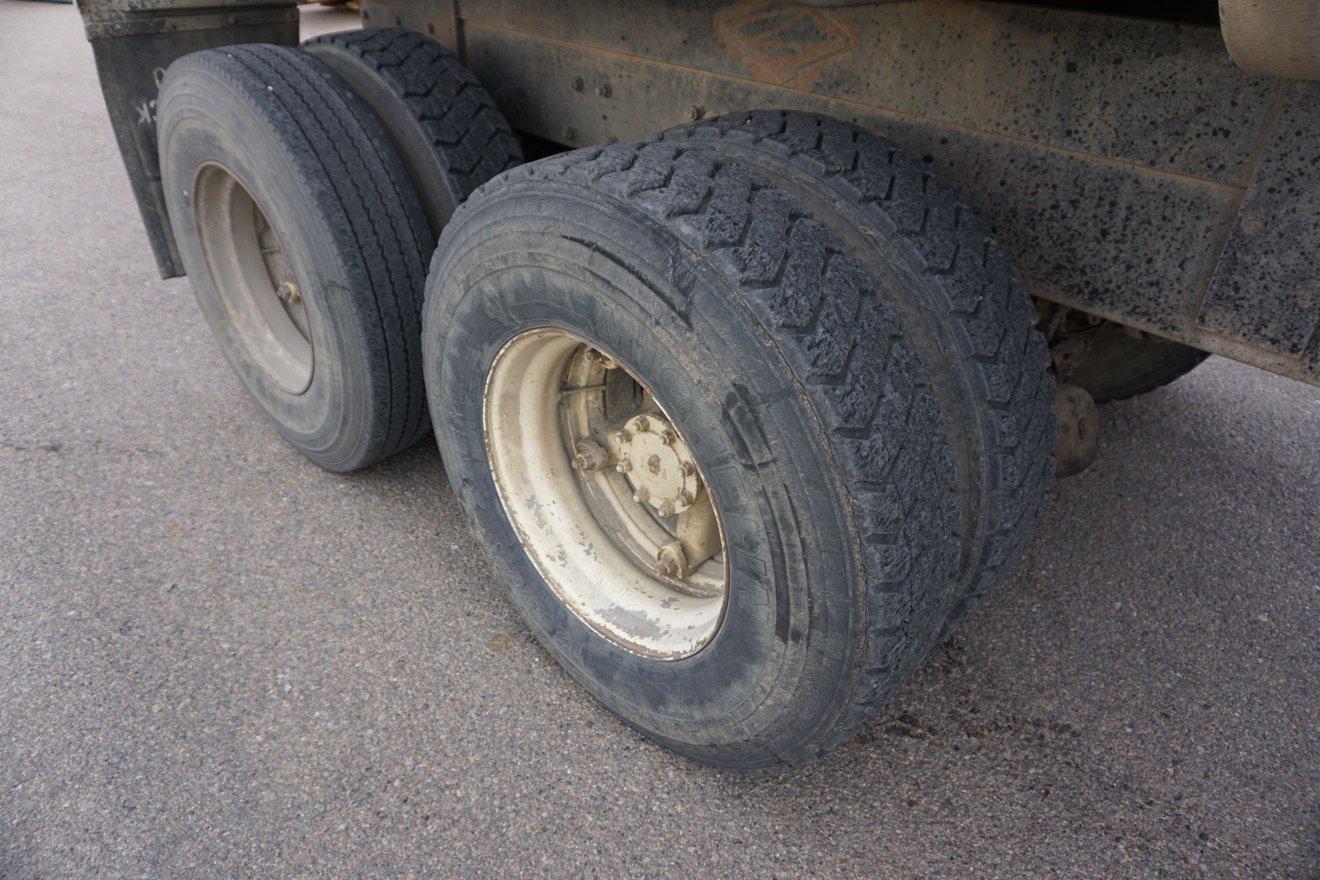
158 32 519 471
162 34 1064 769
424 115 1057 768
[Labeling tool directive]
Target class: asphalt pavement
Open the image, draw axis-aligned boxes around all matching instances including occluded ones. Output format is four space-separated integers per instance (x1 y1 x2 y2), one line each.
1 3 1316 878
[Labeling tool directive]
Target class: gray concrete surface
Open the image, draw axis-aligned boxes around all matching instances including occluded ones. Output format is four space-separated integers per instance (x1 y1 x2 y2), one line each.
1 3 1317 878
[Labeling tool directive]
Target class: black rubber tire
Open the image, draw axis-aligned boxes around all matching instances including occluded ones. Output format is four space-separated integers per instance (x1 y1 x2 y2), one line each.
301 27 523 242
158 45 431 472
655 110 1057 638
423 124 1053 770
1062 321 1209 403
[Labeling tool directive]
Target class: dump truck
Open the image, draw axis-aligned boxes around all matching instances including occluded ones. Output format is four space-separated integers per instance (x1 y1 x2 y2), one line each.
76 0 1319 771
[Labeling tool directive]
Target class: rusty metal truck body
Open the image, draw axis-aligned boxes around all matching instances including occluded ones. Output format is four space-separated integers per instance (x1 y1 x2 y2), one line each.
79 0 1320 387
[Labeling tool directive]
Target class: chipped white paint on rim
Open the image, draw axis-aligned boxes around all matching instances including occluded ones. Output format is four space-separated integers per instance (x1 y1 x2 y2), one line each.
483 328 728 659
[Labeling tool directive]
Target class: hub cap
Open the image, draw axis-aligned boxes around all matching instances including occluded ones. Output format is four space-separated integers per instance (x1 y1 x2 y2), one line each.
613 413 702 518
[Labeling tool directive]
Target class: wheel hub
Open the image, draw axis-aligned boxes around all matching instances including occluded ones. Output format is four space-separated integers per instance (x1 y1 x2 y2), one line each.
612 414 701 517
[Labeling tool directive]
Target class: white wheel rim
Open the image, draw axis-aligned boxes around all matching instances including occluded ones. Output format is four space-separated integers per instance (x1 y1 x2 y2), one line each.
483 329 729 659
193 163 313 394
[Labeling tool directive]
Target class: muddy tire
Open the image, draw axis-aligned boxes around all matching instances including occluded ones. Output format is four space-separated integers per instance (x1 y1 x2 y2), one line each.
1056 320 1209 403
301 27 522 241
158 45 430 471
423 118 1053 770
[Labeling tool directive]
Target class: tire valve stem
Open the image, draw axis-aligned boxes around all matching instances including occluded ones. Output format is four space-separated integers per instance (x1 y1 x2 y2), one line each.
585 348 618 370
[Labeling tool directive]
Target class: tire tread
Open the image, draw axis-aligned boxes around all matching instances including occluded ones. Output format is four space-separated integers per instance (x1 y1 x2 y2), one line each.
301 27 522 207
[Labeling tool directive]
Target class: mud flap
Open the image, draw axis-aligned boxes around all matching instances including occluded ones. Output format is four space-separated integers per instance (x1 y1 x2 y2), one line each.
77 0 300 278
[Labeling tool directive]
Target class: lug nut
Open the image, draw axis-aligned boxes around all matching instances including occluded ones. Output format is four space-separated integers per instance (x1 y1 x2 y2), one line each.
611 429 631 445
570 440 610 472
615 459 632 473
277 280 301 303
677 489 695 506
658 429 676 445
653 542 688 580
633 416 650 432
679 461 695 476
632 488 649 503
656 500 675 517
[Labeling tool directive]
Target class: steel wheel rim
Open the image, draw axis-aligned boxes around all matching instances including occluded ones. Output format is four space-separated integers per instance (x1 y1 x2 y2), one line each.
483 328 729 659
193 163 313 394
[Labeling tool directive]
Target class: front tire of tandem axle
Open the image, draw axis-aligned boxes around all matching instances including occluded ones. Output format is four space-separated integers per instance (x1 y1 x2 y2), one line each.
423 116 1055 771
1053 383 1100 477
158 45 432 472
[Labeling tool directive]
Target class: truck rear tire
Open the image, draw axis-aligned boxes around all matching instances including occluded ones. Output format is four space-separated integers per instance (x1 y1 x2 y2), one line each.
422 125 1053 769
301 27 523 242
157 45 431 471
